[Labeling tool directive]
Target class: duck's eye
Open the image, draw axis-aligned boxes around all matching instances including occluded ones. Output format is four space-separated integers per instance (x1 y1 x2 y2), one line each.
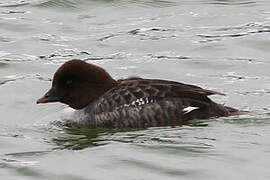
66 80 73 85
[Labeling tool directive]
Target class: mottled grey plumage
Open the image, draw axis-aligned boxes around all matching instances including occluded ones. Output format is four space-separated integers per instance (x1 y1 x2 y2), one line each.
81 78 235 128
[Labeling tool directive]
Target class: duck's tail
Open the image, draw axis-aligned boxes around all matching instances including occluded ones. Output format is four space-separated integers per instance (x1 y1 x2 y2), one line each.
225 106 249 116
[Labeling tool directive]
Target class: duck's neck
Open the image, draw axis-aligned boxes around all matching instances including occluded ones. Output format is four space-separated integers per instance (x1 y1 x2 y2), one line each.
103 78 118 93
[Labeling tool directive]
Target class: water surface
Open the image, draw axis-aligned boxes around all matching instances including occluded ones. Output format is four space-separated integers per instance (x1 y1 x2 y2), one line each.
1 0 270 179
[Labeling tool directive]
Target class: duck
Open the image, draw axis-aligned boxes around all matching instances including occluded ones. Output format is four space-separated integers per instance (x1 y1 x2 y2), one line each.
37 59 242 128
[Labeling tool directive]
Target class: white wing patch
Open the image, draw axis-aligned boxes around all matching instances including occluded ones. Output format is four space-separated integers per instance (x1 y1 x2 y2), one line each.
183 106 199 114
129 97 155 107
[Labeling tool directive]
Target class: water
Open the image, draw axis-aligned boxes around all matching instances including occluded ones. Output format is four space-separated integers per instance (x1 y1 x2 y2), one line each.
1 0 270 179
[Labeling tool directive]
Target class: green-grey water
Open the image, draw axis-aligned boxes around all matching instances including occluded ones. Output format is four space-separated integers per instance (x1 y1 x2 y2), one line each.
1 0 270 179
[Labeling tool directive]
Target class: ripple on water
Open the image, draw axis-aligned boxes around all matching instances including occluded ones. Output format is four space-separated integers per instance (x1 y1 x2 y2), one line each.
0 36 15 43
34 0 79 9
38 50 132 65
0 1 30 8
1 9 27 14
0 159 86 180
0 73 51 86
204 0 258 6
34 0 180 9
0 54 37 62
197 22 270 43
96 26 179 42
38 48 91 62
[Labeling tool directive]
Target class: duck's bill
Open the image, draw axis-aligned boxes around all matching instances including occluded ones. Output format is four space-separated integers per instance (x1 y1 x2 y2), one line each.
37 88 60 104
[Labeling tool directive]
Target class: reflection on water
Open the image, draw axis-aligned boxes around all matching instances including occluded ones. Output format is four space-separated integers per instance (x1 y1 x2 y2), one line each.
51 114 269 151
52 117 211 150
52 126 143 150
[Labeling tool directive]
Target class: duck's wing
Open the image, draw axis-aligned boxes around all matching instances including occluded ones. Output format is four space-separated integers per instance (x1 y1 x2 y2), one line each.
143 78 224 95
120 78 224 100
94 78 225 113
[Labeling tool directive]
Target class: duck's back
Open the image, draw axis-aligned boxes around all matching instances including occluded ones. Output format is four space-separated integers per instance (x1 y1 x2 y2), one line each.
81 78 237 128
